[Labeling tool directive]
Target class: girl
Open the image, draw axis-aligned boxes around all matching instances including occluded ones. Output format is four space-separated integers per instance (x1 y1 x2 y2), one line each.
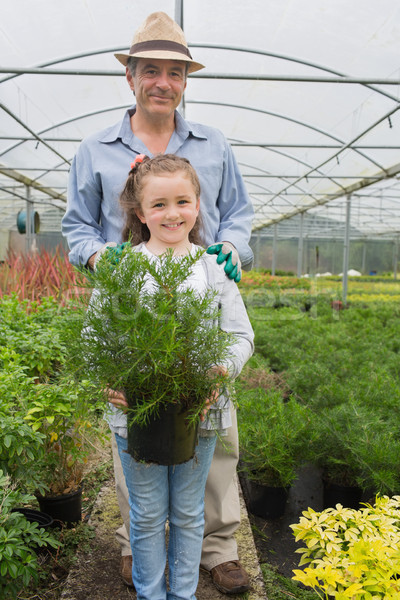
107 154 254 600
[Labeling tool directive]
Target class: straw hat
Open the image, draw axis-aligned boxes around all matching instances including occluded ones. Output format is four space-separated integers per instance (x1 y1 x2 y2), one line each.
114 12 205 74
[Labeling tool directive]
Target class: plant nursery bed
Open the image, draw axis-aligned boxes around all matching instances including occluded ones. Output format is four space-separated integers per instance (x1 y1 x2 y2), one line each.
240 463 325 579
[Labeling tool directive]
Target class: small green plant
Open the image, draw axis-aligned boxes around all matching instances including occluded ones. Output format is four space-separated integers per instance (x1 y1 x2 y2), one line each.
313 401 400 494
24 376 103 495
0 411 47 495
0 471 60 600
75 247 234 427
0 348 48 494
291 495 400 599
238 387 314 487
0 295 71 379
261 563 318 600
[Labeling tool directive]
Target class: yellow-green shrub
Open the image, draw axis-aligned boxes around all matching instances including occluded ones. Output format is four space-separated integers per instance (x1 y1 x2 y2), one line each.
290 496 400 599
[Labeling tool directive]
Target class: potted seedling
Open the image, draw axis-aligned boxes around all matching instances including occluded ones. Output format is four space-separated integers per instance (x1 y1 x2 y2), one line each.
23 375 102 525
238 387 314 518
313 400 400 508
0 471 60 600
74 247 234 465
0 307 103 526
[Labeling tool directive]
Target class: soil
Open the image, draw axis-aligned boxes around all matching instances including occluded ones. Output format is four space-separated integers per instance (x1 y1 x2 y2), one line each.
59 477 267 600
239 463 325 579
55 464 326 599
30 461 328 599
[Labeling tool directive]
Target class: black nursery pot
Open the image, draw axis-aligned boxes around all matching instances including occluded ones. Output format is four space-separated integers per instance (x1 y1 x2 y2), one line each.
247 480 289 519
127 402 198 465
323 479 362 509
12 507 54 529
36 487 82 528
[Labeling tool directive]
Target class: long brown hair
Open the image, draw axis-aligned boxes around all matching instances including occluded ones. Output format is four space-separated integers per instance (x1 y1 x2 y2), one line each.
120 154 204 246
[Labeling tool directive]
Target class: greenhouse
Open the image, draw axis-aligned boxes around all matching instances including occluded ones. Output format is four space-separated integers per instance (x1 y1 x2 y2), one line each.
2 1 400 599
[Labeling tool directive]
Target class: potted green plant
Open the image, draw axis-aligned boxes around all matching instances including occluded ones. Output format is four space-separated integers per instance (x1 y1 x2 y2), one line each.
23 374 103 525
312 400 400 508
291 495 400 599
237 387 314 518
0 305 103 525
0 470 60 600
0 350 47 494
74 247 234 465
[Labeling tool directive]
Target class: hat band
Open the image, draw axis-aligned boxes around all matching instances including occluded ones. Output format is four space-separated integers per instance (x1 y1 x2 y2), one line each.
129 39 193 59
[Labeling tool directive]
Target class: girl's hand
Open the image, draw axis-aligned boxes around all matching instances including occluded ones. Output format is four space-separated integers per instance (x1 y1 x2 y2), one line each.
106 388 128 410
200 366 228 422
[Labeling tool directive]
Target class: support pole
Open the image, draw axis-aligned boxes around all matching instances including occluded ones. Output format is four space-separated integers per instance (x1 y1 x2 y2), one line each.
175 0 185 118
26 185 33 254
362 242 367 274
342 195 351 305
393 238 398 280
254 230 261 269
297 212 304 277
272 224 277 276
175 0 183 25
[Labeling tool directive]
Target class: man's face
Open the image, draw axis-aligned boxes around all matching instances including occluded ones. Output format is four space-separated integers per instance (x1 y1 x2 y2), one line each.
126 58 187 120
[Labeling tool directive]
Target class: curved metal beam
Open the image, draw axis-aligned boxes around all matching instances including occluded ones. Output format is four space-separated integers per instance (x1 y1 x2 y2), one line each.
0 163 66 203
187 100 384 172
253 160 400 231
0 102 70 164
264 103 400 210
1 42 399 105
0 104 130 168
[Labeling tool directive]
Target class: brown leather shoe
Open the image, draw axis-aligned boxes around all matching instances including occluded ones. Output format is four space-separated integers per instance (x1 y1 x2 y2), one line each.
121 555 135 588
210 561 250 594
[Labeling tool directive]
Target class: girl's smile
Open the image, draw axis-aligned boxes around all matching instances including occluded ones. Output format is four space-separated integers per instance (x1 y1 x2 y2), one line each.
136 171 200 256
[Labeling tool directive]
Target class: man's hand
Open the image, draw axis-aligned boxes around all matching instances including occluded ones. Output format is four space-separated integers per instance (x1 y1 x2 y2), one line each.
206 242 241 282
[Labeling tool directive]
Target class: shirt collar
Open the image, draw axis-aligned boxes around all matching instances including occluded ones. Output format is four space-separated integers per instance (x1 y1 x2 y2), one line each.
174 110 208 141
99 106 208 145
99 107 135 144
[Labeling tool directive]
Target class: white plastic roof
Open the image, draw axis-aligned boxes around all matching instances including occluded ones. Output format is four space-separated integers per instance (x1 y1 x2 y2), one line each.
2 0 400 240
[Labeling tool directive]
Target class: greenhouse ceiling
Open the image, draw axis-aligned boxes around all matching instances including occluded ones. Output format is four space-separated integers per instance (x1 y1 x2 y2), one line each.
1 0 400 241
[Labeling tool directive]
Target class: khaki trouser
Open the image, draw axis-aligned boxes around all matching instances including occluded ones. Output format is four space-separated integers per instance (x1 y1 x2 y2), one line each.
111 407 240 570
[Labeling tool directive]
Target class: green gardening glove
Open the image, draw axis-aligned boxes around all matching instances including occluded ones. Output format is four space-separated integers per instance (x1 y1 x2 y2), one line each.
206 242 241 283
94 242 131 270
104 242 131 267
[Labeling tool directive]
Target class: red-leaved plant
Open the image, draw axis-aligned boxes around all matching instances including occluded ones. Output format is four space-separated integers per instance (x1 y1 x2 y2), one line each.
0 246 86 304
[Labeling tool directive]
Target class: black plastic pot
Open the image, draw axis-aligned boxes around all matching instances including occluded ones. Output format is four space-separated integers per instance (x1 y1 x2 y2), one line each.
11 507 54 529
36 487 82 527
323 480 362 509
127 402 198 465
12 508 54 557
247 480 289 519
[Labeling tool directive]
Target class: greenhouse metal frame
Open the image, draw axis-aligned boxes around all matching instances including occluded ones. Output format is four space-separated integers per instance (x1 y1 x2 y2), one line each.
2 0 400 294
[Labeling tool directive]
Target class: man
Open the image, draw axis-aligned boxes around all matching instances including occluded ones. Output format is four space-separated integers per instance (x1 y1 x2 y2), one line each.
62 12 254 595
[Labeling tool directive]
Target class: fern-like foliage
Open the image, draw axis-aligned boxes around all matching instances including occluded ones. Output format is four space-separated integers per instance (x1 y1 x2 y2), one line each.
77 246 234 426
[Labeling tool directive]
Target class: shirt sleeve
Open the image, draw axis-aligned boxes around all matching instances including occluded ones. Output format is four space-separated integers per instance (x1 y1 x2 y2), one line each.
219 275 254 378
61 142 107 266
215 140 255 270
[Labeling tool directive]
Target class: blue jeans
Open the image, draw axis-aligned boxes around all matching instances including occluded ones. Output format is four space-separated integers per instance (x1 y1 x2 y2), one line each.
115 433 217 600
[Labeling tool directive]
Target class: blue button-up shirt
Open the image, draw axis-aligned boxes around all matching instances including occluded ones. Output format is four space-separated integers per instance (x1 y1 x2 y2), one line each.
62 107 254 267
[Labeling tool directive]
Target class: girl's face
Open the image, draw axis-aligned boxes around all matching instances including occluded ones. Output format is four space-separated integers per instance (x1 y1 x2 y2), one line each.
136 171 200 255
